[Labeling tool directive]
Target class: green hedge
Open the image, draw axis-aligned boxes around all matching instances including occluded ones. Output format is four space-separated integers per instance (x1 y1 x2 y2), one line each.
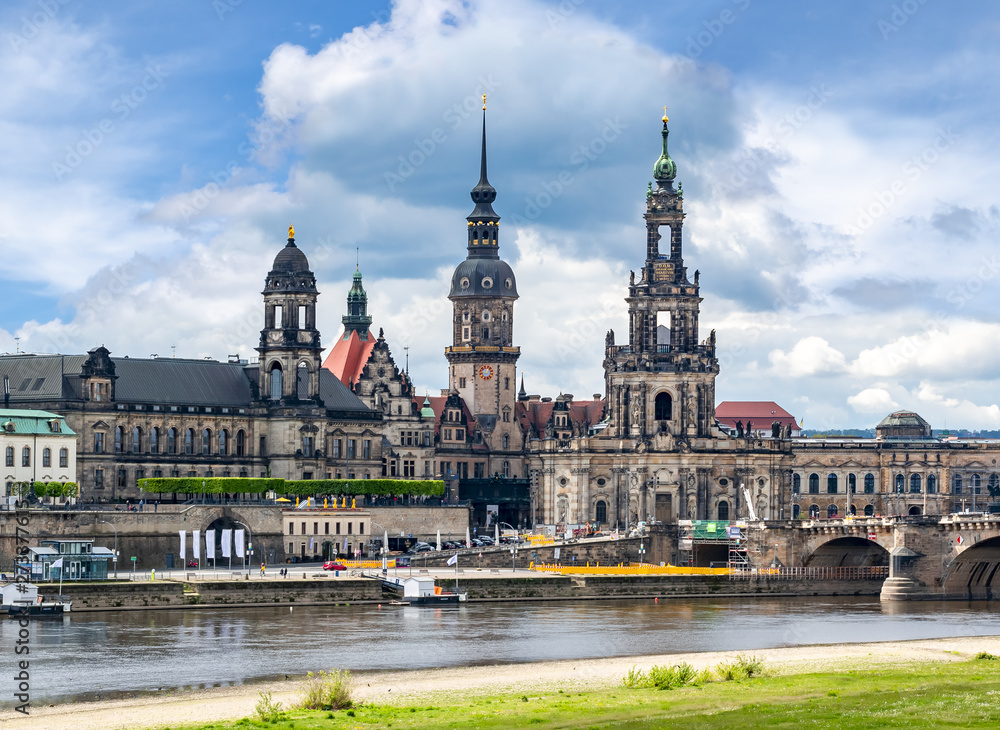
138 477 284 495
138 477 444 497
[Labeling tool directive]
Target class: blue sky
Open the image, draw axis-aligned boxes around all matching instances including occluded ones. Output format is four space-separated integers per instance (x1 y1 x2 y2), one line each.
1 0 999 429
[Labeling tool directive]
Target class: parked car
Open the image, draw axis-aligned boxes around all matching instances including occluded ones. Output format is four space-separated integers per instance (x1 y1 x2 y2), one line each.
443 541 461 550
471 538 485 547
478 536 495 545
322 561 347 571
406 542 435 555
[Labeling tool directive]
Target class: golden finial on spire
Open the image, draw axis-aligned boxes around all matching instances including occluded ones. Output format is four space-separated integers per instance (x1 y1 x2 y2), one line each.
288 223 295 239
482 93 487 111
662 105 669 123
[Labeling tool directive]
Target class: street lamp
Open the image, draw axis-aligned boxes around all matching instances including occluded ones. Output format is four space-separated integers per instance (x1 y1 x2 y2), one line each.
98 520 118 579
235 520 253 572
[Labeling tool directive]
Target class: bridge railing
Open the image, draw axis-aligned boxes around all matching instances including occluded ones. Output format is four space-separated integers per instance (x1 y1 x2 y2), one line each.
729 566 889 581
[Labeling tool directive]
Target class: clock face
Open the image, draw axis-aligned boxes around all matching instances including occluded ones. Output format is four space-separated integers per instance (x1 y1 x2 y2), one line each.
478 365 494 380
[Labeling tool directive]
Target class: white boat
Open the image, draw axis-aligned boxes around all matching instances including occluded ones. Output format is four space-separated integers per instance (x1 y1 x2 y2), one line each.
1 583 72 618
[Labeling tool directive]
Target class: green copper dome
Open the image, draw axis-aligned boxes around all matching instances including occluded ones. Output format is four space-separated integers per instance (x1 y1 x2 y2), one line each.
420 395 435 419
653 121 676 182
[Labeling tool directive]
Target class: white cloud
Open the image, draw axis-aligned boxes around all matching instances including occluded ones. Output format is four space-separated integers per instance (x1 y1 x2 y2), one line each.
768 336 848 377
847 387 898 414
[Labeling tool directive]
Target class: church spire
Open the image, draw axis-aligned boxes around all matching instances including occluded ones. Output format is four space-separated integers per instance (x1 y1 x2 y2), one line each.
653 108 677 191
342 267 373 341
467 96 500 258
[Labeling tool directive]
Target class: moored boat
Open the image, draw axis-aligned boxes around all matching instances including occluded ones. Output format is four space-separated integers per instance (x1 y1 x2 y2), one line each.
2 583 72 618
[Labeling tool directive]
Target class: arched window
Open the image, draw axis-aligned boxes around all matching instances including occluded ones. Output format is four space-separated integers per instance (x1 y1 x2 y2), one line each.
717 501 730 521
971 473 982 494
894 474 904 493
4 446 12 466
864 504 874 516
219 430 228 456
59 448 68 468
927 474 937 494
864 473 875 494
22 446 30 467
792 504 801 519
42 448 51 467
827 473 838 494
185 428 194 455
236 430 246 457
502 460 511 477
808 473 819 494
150 427 159 454
132 426 142 454
827 504 839 518
595 500 607 523
167 428 177 455
809 504 820 518
269 363 283 400
953 473 963 494
792 473 801 494
909 474 921 493
848 474 856 494
908 505 922 516
502 434 509 450
114 426 124 453
202 429 212 455
654 392 672 420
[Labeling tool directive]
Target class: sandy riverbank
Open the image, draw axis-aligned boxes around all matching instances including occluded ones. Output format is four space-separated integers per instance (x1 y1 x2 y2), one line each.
4 635 1000 729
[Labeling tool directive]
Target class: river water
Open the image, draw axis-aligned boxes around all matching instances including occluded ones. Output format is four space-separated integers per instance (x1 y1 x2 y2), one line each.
3 597 999 705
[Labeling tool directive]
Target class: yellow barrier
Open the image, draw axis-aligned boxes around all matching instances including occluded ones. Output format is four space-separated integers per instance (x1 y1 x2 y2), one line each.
340 559 396 569
530 563 731 576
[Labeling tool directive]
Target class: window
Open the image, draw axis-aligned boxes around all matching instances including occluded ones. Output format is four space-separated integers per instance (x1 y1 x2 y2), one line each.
827 473 838 494
403 459 415 477
167 428 177 454
336 522 341 535
348 439 356 460
324 522 329 535
5 446 13 466
303 436 314 455
202 429 212 455
219 430 228 456
654 392 672 420
792 474 801 494
42 448 51 467
114 426 124 453
864 473 875 494
504 377 510 390
117 469 127 488
153 469 163 478
150 427 159 454
717 501 729 521
363 439 371 459
348 522 353 535
459 377 467 388
135 468 144 483
185 428 194 455
864 504 874 516
808 473 819 494
259 436 267 456
455 428 465 441
895 474 904 493
482 326 489 340
503 460 511 478
269 364 283 400
827 504 839 518
360 523 364 535
313 522 318 535
301 522 306 536
59 448 68 468
953 473 963 494
462 327 470 341
332 438 342 459
236 430 246 457
595 500 607 523
809 504 820 518
94 468 104 488
909 474 921 493
502 434 510 449
971 473 982 494
22 446 30 467
848 473 856 494
928 474 938 494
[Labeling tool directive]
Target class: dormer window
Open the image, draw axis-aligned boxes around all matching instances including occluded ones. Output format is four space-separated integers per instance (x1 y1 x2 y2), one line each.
49 420 61 433
482 311 490 321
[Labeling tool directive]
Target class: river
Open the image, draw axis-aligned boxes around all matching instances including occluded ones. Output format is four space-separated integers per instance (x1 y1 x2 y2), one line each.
4 597 999 705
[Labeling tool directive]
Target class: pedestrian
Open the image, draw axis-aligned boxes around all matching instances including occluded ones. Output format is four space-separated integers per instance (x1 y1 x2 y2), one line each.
154 501 158 513
260 563 265 577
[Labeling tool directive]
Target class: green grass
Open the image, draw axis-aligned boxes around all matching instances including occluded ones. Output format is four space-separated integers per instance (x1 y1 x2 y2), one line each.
172 658 1000 729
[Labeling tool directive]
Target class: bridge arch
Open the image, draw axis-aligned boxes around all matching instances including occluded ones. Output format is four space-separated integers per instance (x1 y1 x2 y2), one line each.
804 537 889 568
943 536 1000 600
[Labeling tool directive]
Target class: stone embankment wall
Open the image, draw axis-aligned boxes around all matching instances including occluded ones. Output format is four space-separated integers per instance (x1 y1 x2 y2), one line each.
368 506 471 542
410 535 666 569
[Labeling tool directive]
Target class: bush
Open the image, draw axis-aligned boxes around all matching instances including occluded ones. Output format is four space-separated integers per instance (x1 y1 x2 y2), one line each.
622 666 647 688
975 651 998 661
253 691 284 722
623 662 704 690
137 476 445 498
716 654 767 681
299 669 354 711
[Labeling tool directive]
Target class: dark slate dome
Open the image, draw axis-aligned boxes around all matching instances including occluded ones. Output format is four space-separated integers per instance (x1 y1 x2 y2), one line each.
876 410 932 439
270 240 311 274
449 257 518 298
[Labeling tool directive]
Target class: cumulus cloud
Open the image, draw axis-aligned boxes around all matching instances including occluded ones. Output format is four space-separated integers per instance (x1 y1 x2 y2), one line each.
769 336 848 377
847 387 898 414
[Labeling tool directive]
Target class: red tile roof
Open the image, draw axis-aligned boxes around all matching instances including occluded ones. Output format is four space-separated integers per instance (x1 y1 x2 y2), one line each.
715 401 798 429
322 330 376 387
517 398 605 435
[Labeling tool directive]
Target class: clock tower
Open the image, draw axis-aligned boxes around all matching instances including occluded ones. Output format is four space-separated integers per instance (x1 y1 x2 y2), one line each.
445 104 521 454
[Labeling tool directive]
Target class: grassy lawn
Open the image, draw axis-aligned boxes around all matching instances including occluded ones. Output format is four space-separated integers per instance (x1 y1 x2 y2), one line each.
173 657 1000 730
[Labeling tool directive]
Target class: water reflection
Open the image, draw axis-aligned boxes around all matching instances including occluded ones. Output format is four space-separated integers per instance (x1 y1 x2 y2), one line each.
1 596 997 705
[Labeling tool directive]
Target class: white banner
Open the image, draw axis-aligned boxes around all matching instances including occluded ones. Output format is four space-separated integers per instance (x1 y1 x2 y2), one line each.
205 530 216 561
221 529 232 558
193 530 201 560
179 530 186 560
309 537 314 551
234 529 245 558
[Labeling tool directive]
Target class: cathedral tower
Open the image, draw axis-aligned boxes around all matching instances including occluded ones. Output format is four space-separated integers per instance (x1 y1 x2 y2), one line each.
445 103 520 448
257 225 322 404
603 115 719 442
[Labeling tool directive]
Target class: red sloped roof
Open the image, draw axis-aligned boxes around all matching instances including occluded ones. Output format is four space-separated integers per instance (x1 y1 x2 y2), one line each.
715 401 798 428
516 398 605 434
322 330 376 387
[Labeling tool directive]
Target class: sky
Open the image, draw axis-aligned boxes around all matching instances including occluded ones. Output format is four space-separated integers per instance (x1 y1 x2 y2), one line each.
1 0 999 430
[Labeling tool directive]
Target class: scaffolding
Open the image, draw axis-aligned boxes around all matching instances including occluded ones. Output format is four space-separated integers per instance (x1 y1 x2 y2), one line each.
677 520 765 569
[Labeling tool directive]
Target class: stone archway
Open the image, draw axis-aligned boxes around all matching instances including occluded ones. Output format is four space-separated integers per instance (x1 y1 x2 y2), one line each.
943 536 1000 600
804 537 889 568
